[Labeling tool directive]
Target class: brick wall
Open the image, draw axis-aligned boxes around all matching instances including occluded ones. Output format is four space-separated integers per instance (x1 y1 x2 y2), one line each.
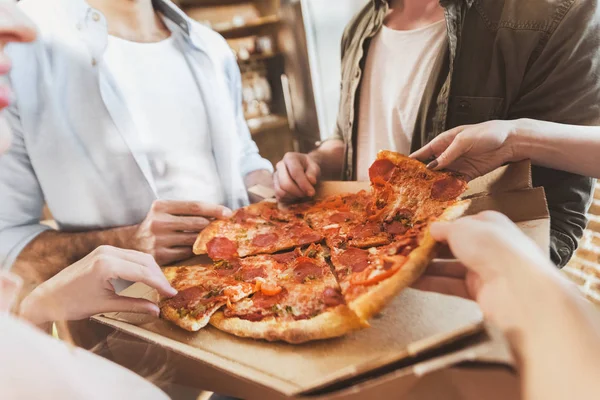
563 184 600 304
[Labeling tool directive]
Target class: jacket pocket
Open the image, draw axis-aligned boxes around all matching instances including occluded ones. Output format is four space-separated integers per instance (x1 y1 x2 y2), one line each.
447 96 504 127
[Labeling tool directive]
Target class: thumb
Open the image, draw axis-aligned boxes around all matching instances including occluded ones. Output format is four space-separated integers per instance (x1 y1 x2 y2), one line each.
106 296 160 317
305 159 321 185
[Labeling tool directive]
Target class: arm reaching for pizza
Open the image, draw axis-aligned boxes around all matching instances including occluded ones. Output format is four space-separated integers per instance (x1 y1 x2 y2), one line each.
410 119 600 180
416 211 600 400
274 140 345 203
18 246 177 326
12 200 232 283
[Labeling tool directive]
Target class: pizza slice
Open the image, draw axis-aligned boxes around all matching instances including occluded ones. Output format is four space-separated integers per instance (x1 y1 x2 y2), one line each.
159 261 255 331
193 200 323 259
209 244 365 343
330 202 469 322
368 151 468 226
301 191 391 249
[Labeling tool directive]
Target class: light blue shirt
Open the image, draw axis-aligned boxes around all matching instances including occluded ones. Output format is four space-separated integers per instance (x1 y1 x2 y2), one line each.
0 0 273 269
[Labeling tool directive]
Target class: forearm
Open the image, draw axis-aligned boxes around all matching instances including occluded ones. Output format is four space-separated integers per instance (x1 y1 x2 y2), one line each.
517 274 600 400
515 119 600 179
309 139 345 180
11 226 136 282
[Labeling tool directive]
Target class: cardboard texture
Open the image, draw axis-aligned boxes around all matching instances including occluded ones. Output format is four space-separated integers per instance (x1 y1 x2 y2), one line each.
93 161 546 399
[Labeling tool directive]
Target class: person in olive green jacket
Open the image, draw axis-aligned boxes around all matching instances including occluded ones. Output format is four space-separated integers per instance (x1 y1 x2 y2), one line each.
274 0 600 268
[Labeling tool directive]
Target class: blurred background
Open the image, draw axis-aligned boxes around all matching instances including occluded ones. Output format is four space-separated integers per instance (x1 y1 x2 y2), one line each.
170 0 600 305
172 0 366 165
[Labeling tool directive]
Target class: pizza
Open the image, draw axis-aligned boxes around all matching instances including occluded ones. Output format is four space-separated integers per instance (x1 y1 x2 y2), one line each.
193 201 322 259
161 151 469 343
296 191 391 249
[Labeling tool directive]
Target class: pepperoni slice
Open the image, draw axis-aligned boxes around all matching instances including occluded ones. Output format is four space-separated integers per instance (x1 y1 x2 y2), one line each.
329 211 355 224
289 225 322 244
322 287 344 307
349 221 382 240
233 208 252 224
163 286 204 310
351 256 408 286
337 247 370 273
206 237 238 260
385 221 409 235
430 176 467 201
252 232 279 248
240 267 267 281
293 257 324 283
369 159 396 182
251 288 287 308
271 251 296 264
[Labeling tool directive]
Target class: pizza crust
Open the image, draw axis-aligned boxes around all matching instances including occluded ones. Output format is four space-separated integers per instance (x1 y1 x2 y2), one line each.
161 302 225 332
348 200 471 321
209 305 366 344
193 220 226 255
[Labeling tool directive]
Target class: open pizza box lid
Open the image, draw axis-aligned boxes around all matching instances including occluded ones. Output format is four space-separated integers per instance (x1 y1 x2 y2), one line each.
93 160 548 399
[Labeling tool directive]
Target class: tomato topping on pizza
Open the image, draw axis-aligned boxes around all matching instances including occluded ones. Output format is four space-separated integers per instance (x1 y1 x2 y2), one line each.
164 151 468 342
206 237 239 260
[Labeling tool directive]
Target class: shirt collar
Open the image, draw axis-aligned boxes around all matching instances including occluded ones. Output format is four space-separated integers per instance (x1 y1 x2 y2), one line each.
69 0 206 52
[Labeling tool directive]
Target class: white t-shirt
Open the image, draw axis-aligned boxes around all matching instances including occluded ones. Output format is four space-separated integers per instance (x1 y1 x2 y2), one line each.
104 35 225 204
356 20 447 181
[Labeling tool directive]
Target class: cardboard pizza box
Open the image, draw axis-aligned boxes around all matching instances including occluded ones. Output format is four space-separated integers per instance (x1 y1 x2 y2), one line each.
92 160 547 400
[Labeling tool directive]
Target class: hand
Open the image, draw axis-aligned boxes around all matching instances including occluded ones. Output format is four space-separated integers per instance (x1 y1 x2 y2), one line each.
0 271 22 313
274 152 321 203
414 211 557 335
244 169 274 203
410 120 523 180
19 246 177 325
132 200 232 265
0 1 37 154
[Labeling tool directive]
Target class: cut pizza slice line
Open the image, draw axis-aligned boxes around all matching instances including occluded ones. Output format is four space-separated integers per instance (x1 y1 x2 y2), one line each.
302 191 392 249
209 244 365 343
160 263 256 331
193 200 323 260
368 151 468 225
329 201 471 322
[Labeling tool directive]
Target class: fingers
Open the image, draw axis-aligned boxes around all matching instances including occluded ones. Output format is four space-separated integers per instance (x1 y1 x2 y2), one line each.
304 158 321 186
429 221 452 243
163 215 211 232
275 153 319 201
155 247 195 266
157 232 199 247
410 126 464 163
285 156 316 196
104 256 177 297
411 276 471 299
105 296 161 317
431 133 471 170
275 160 307 199
0 271 23 313
151 200 232 219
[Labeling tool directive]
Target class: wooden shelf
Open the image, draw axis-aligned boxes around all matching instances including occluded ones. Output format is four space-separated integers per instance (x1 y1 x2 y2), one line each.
237 52 279 64
247 114 289 135
213 15 280 38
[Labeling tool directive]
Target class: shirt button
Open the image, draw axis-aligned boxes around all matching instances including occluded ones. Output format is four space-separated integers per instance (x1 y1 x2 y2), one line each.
76 23 82 30
92 12 100 22
91 58 97 66
458 100 471 111
559 247 570 259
